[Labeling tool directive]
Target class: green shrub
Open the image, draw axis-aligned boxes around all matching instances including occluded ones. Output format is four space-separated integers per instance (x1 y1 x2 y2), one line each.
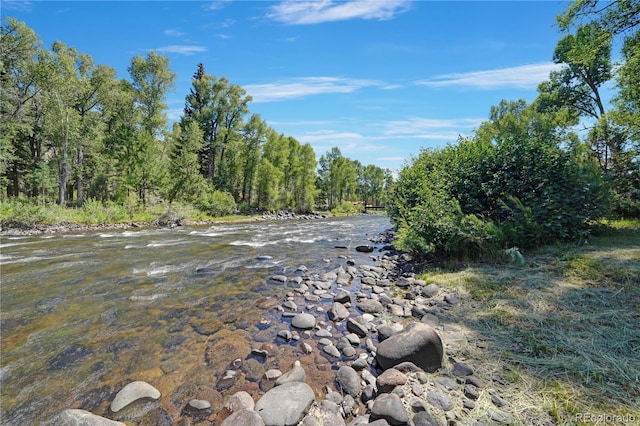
331 201 363 215
388 101 609 258
0 198 49 227
195 190 237 217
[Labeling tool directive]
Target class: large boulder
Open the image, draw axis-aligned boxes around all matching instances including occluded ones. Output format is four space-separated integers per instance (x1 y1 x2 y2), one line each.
255 381 315 425
376 322 443 373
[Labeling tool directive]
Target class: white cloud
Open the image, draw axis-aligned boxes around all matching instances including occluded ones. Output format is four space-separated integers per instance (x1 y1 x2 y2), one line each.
299 130 365 142
2 0 33 11
384 117 484 136
244 77 383 102
381 116 483 143
156 45 207 55
164 28 186 37
204 0 232 11
267 0 411 25
415 62 563 90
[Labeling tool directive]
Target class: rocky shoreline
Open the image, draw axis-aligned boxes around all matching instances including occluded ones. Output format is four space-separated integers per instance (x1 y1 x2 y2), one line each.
47 229 521 426
0 210 328 237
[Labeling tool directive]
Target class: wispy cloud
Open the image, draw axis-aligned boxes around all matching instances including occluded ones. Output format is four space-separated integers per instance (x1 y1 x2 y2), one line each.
383 117 484 140
204 0 232 12
245 77 384 102
299 130 365 143
164 28 186 37
267 0 411 25
415 62 563 90
2 0 33 11
156 45 207 55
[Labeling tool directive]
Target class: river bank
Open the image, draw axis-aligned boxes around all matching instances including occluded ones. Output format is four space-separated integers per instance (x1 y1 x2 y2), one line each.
5 218 638 425
35 226 527 426
0 210 332 237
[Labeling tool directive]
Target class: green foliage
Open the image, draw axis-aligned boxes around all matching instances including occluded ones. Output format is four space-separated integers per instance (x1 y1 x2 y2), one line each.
195 188 237 217
0 198 49 226
81 199 128 224
330 201 363 215
388 100 608 258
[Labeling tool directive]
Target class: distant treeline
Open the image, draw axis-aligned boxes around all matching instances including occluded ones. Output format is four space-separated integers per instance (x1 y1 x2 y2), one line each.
1 18 392 215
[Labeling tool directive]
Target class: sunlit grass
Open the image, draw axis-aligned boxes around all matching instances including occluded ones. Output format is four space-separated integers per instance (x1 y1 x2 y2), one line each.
417 219 640 424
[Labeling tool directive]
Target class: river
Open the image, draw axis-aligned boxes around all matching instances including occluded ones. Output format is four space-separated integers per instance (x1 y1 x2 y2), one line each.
0 214 391 424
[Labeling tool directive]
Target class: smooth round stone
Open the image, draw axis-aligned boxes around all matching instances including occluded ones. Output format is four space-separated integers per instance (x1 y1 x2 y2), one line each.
291 313 316 329
110 381 160 413
264 369 283 380
188 399 211 410
226 391 256 412
323 344 341 357
315 329 333 338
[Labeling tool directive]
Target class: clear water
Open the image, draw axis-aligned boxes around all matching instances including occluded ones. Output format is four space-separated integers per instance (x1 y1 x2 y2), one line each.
0 215 391 424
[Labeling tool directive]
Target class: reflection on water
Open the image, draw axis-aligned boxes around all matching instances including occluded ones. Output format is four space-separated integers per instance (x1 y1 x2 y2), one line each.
0 215 390 424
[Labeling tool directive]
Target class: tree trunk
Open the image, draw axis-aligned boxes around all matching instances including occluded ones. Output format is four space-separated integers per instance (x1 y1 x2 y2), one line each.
58 153 68 206
76 147 84 203
11 163 19 197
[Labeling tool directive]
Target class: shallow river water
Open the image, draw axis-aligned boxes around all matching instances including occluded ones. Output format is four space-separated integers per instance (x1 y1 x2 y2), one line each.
1 214 391 424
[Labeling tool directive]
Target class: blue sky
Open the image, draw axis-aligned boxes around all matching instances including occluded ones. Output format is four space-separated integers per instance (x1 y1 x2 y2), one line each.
3 0 571 172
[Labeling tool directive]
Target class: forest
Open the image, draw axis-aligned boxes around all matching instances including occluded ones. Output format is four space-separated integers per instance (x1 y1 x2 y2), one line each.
0 18 392 222
387 0 639 257
2 0 639 258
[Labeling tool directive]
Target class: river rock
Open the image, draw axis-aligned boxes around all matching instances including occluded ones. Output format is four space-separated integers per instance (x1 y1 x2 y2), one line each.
225 391 255 412
221 409 266 426
328 302 350 321
451 361 474 377
346 318 368 338
376 368 407 393
304 400 346 426
412 410 440 426
276 360 306 385
426 390 454 411
110 381 161 413
377 325 396 342
355 245 374 253
376 322 443 373
369 393 409 425
336 365 362 397
334 289 351 303
188 399 211 410
270 275 288 283
291 313 316 329
52 409 126 426
357 299 384 314
255 381 315 426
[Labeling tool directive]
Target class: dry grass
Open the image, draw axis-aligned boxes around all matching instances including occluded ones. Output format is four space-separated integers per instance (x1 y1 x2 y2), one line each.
418 220 640 425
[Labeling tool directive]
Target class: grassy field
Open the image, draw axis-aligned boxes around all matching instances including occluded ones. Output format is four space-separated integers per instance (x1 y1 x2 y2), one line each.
417 220 640 425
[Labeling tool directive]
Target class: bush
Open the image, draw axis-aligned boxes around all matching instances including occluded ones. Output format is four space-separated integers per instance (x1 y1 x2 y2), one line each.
331 201 363 215
0 198 49 227
388 107 608 258
81 199 129 224
195 190 237 217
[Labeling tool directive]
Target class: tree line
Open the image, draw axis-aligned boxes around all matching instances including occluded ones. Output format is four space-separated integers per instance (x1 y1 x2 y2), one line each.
387 0 639 257
0 18 392 216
